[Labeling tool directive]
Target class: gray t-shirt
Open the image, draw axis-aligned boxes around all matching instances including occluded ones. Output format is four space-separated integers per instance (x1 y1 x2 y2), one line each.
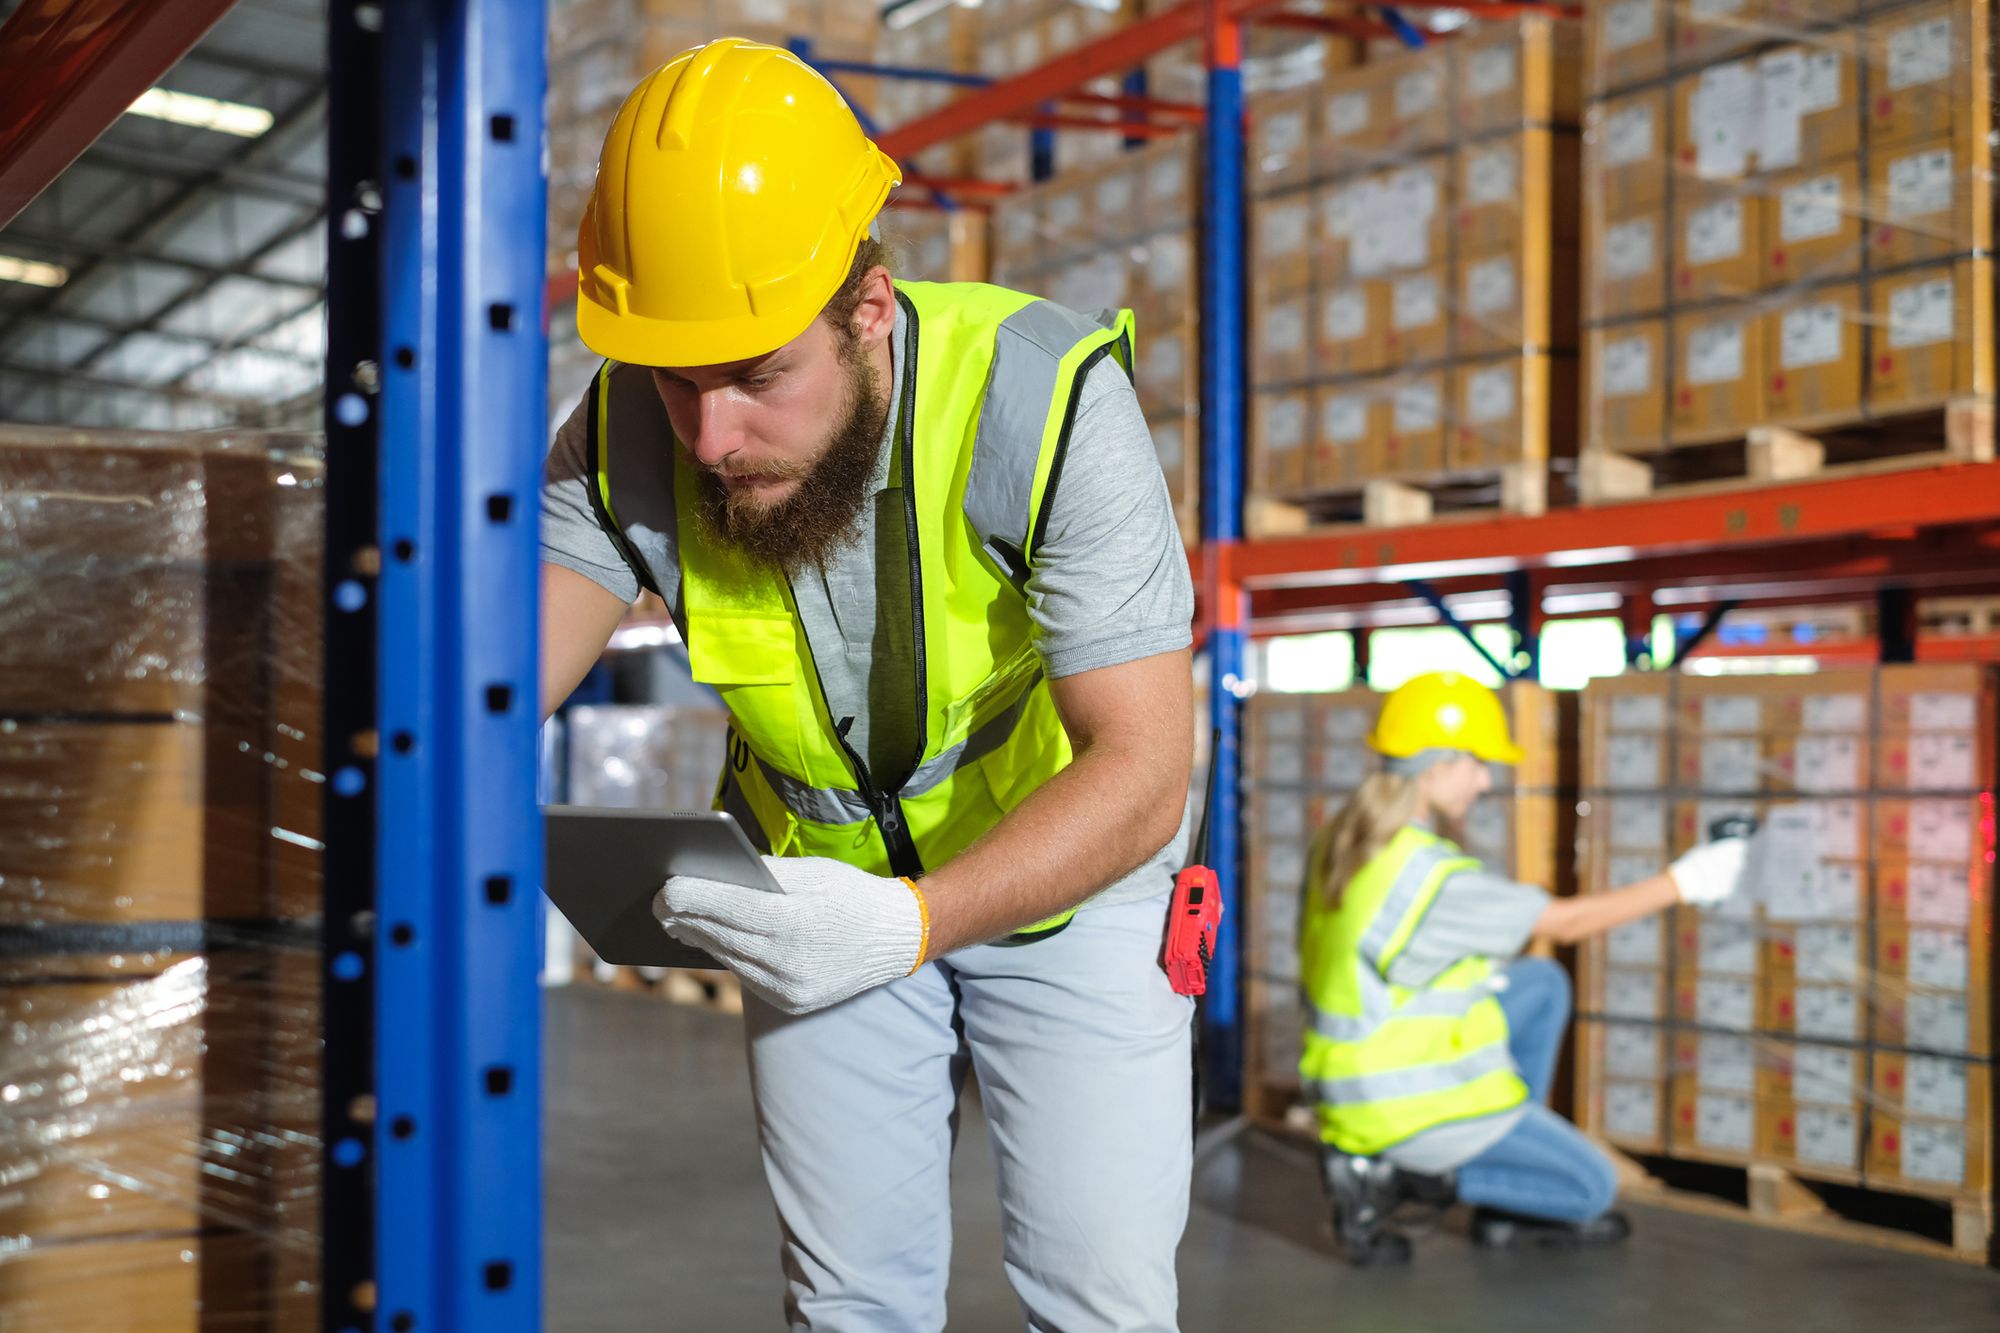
542 298 1195 910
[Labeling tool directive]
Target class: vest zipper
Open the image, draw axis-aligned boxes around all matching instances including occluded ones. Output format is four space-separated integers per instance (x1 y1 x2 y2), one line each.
834 717 924 880
894 291 928 792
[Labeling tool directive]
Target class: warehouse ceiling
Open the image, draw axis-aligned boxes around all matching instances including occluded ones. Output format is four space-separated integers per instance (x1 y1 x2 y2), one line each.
0 0 326 432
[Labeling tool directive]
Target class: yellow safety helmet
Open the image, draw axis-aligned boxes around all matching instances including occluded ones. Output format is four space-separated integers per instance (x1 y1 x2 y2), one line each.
576 38 903 368
1367 672 1523 766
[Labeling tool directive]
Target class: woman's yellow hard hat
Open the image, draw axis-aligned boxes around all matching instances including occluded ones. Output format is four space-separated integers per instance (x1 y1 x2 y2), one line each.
1367 671 1523 765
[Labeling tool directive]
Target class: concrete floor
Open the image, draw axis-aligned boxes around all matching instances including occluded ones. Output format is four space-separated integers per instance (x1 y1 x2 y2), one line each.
546 985 2000 1331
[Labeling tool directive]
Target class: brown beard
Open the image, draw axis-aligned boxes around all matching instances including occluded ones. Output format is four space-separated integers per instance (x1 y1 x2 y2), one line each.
692 339 888 575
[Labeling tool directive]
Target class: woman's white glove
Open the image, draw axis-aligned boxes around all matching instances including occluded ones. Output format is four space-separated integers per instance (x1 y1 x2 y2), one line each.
1669 836 1752 906
655 855 930 1016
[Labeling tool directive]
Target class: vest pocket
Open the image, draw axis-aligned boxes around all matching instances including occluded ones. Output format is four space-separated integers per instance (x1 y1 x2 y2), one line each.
685 611 798 686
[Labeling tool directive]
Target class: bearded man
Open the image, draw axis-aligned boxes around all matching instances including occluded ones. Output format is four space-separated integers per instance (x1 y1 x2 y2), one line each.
539 39 1197 1333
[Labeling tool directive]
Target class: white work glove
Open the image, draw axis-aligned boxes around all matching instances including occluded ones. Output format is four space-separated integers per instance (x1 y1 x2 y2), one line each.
1669 836 1752 906
655 855 929 1016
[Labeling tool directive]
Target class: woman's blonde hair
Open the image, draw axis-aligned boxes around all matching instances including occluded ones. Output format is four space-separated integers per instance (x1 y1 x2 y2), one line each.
1308 771 1424 909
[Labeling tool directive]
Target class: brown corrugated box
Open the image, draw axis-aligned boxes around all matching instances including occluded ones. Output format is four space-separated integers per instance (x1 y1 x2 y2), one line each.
1381 49 1453 156
1316 64 1391 178
1386 265 1450 365
1866 133 1993 267
1314 382 1382 490
1764 158 1865 284
1865 0 1990 151
1587 318 1670 452
1588 0 1671 95
1589 87 1669 214
1765 280 1865 425
1253 389 1313 495
1450 353 1577 471
1671 301 1765 441
1757 36 1862 170
1591 205 1670 318
1317 281 1391 377
1253 189 1316 295
1453 15 1584 137
1870 1055 1995 1196
1251 285 1313 385
1674 180 1764 300
1458 129 1583 257
1369 369 1450 478
1759 1096 1867 1179
1251 86 1316 196
1671 0 1766 69
1870 257 1996 411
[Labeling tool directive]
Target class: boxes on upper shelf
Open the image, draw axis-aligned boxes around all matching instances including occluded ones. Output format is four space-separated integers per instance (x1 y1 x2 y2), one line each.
1587 318 1670 452
1589 0 1671 95
1870 1052 1995 1195
1864 0 1989 152
1870 258 1995 412
1670 301 1765 442
1764 281 1865 425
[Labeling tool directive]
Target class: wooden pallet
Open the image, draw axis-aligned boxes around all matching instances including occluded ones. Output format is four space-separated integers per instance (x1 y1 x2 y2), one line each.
1601 1143 1996 1266
1248 463 1548 536
1579 398 1996 505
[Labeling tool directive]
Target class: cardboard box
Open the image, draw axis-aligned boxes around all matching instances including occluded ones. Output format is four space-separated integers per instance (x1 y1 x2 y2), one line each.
1597 965 1669 1021
1085 159 1142 246
1872 1051 1992 1130
1313 179 1360 287
1765 281 1864 425
1314 383 1382 490
1454 16 1584 137
1386 266 1450 365
1870 258 1996 412
1139 134 1197 221
1756 37 1862 172
1876 918 1984 1007
1587 319 1671 452
1458 244 1570 356
1674 180 1764 300
1316 65 1390 178
1674 58 1763 180
1588 0 1671 96
1762 980 1866 1042
1451 353 1575 471
1760 1096 1866 1176
1866 0 1990 151
1253 190 1315 295
1317 281 1391 378
1671 302 1765 442
1253 389 1313 495
1251 87 1316 195
1459 129 1582 258
1589 87 1670 214
1344 159 1451 282
1252 285 1313 385
1669 1077 1758 1162
1134 315 1196 416
1768 0 1860 25
1591 205 1670 319
1369 369 1449 479
1867 135 1992 267
1754 1040 1866 1105
1147 411 1198 513
1381 49 1452 156
1764 158 1864 284
1874 663 1997 791
1868 1110 1994 1194
1671 0 1766 69
1763 921 1869 991
1674 968 1760 1032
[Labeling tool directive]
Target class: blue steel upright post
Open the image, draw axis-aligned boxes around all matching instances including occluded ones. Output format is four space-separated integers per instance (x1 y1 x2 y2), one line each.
1199 3 1247 1110
371 2 547 1328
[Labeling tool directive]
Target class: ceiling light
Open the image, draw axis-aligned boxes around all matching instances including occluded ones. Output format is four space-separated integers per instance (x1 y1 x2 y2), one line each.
882 0 979 30
0 254 67 287
127 87 274 138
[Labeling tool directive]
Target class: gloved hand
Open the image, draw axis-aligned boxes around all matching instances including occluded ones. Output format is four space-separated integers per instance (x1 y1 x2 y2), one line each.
1669 836 1751 906
655 855 930 1016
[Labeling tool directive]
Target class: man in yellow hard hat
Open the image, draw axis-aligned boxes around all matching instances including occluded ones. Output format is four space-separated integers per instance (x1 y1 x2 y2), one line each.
538 39 1197 1329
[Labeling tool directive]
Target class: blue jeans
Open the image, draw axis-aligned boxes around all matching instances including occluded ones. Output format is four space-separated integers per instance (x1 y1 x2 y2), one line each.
1453 957 1620 1224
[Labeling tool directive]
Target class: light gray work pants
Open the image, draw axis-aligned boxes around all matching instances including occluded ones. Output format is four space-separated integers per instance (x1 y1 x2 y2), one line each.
742 890 1193 1332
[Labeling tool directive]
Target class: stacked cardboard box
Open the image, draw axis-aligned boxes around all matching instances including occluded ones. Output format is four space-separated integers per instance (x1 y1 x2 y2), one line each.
879 208 990 285
972 0 1132 180
1247 19 1582 517
990 134 1203 541
0 430 324 1328
1242 682 1576 1125
1575 665 1996 1204
1583 0 1995 460
876 0 973 183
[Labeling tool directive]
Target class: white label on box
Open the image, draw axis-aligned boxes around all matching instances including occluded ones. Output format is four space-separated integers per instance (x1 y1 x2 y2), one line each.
1910 992 1972 1055
1909 800 1973 860
1604 216 1658 280
1153 421 1183 471
1607 1023 1662 1078
1467 144 1518 207
1908 1056 1969 1121
1146 231 1192 292
1797 985 1859 1041
1604 102 1656 168
1796 1105 1859 1170
1687 196 1745 265
1466 364 1516 426
1796 924 1860 984
1260 200 1310 255
1048 192 1083 232
1794 733 1861 791
1610 853 1662 889
1264 299 1307 353
1604 0 1656 52
1324 183 1359 239
1699 1034 1757 1091
1324 707 1374 743
1909 928 1969 990
1701 737 1762 792
1910 733 1977 791
1905 1121 1967 1185
1142 333 1185 388
1795 1046 1857 1106
1607 733 1663 787
1328 90 1371 138
1602 336 1654 398
1319 743 1372 788
1890 277 1956 349
1759 49 1808 170
1611 693 1668 729
1803 49 1842 112
1704 695 1763 731
1607 969 1661 1018
1266 841 1306 890
1467 256 1516 317
1908 860 1970 927
1148 154 1188 204
1802 693 1867 732
1323 395 1368 446
1610 797 1668 848
1911 692 1977 730
1697 1091 1754 1152
1095 173 1134 219
1323 288 1368 343
1262 108 1308 163
1393 274 1440 330
1819 861 1862 922
1780 172 1845 243
1468 46 1517 99
1888 149 1954 221
1781 301 1846 370
1267 393 1309 448
1888 16 1954 91
1699 976 1756 1032
1700 918 1759 974
1687 320 1748 386
1605 1080 1660 1139
1609 918 1663 966
1391 164 1441 223
1809 799 1863 859
1691 61 1761 178
1691 0 1747 16
1762 853 1825 924
1264 743 1307 787
1394 379 1441 433
1396 67 1441 117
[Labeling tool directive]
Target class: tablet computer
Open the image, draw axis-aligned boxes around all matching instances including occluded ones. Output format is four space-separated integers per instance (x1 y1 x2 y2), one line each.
543 807 781 970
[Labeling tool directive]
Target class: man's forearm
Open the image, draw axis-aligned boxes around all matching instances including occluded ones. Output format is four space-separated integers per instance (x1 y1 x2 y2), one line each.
918 735 1190 955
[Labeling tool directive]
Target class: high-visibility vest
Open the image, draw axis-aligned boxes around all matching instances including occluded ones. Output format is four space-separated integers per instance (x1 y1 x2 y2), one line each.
1298 825 1528 1154
584 281 1135 937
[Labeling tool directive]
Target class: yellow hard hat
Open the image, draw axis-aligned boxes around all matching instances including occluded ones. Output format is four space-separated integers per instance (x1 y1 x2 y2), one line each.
576 38 903 367
1367 672 1523 766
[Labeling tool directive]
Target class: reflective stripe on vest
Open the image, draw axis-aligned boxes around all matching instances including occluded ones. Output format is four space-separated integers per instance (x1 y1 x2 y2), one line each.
1301 981 1487 1043
1304 1043 1517 1105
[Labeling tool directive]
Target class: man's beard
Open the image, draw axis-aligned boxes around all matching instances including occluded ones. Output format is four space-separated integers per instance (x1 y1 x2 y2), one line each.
693 341 888 576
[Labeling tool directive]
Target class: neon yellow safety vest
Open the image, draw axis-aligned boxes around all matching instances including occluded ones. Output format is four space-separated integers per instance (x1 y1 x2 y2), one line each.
1298 826 1528 1154
584 281 1135 938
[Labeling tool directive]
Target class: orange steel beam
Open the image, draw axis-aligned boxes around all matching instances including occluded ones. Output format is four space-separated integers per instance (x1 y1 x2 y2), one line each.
1007 112 1186 137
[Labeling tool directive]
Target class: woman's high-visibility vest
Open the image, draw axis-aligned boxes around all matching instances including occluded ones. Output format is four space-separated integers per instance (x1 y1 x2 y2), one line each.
1298 826 1528 1153
585 281 1134 937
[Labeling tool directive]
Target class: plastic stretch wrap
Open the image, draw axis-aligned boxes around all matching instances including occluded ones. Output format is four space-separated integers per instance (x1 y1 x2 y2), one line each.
0 427 324 1330
1582 0 1996 465
1244 17 1584 515
1575 667 1997 1202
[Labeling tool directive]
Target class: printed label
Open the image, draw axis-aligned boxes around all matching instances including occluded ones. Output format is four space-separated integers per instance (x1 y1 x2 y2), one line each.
1698 976 1756 1032
1606 969 1661 1018
1393 379 1441 433
1803 693 1867 731
1148 155 1188 203
1907 1055 1969 1122
1264 742 1307 784
1803 49 1842 111
1796 925 1860 984
1687 196 1745 265
1328 90 1371 138
1909 733 1977 791
1393 275 1440 330
1602 336 1654 398
1797 1105 1858 1170
1794 733 1860 790
1608 918 1664 966
1691 61 1760 178
1697 1091 1754 1152
1323 707 1373 743
1760 48 1807 170
1467 145 1518 207
1324 184 1358 239
1818 861 1862 921
1701 736 1762 792
1908 860 1970 927
1604 0 1656 52
1796 985 1859 1041
1318 741 1372 787
1048 193 1083 231
1607 1023 1663 1078
1141 333 1184 387
1604 101 1656 167
1604 217 1658 281
1888 149 1954 221
1780 173 1845 243
1609 796 1668 848
1781 301 1846 370
1265 841 1306 889
1094 173 1134 219
1605 1080 1660 1139
1794 1046 1856 1106
1909 992 1972 1055
1911 692 1977 730
1267 394 1309 448
1263 300 1307 355
1887 16 1954 91
1904 1121 1966 1185
1607 733 1663 786
1610 694 1668 729
1908 927 1969 991
1322 395 1369 445
1810 799 1863 859
1908 800 1973 860
1262 108 1308 162
1687 320 1747 386
1260 200 1310 255
1699 918 1759 975
1468 46 1517 99
1704 695 1763 731
1466 364 1517 426
1467 256 1517 317
1699 1034 1756 1091
1396 67 1441 118
1890 277 1956 349
1323 288 1368 342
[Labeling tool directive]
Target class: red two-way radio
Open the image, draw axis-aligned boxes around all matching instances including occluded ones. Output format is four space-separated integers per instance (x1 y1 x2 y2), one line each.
1163 731 1225 996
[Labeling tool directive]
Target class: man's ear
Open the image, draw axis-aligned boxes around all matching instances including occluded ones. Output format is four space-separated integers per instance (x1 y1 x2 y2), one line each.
853 264 896 348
